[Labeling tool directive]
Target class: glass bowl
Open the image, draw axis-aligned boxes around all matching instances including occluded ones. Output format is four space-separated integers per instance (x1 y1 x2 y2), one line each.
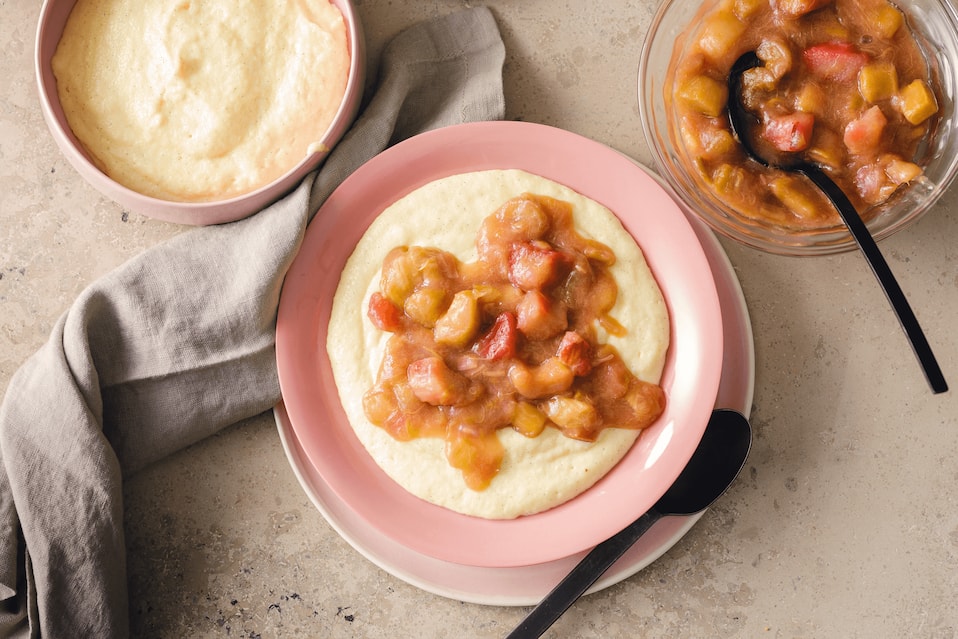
638 0 958 256
35 0 365 226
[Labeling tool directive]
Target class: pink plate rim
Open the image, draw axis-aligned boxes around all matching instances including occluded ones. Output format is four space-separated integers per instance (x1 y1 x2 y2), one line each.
275 120 724 568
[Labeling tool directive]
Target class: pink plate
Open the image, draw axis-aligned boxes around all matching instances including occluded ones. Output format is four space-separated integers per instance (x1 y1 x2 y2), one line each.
273 205 754 604
275 121 724 568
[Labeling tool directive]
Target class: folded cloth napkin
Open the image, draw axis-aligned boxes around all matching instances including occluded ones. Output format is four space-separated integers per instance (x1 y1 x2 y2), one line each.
0 8 505 637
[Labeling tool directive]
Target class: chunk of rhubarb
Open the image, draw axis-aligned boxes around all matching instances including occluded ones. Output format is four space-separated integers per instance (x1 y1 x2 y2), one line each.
508 241 571 291
367 292 403 332
843 105 887 155
407 357 472 406
516 290 567 340
763 111 816 153
803 42 869 82
475 312 519 360
773 0 832 17
556 331 593 376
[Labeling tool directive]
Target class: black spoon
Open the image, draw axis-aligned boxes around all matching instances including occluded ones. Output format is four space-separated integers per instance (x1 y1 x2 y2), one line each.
505 408 752 639
728 52 947 394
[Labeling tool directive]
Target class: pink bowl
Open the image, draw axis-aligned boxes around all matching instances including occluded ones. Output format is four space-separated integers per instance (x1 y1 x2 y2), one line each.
35 0 365 226
275 121 726 568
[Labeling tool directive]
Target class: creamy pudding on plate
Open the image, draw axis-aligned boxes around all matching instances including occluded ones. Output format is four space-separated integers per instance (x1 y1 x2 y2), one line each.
327 169 671 520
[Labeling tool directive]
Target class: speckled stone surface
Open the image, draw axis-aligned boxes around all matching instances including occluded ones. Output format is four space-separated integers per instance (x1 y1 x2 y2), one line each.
2 1 957 637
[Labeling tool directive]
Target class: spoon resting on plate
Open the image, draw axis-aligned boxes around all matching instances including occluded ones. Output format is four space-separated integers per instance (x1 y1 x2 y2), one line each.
728 52 947 395
505 408 752 639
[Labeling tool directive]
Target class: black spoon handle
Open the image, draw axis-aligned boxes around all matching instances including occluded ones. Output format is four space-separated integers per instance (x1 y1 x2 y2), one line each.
798 163 948 394
504 511 661 639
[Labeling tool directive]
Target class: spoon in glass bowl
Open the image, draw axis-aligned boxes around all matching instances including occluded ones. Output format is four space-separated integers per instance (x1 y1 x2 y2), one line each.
728 52 947 394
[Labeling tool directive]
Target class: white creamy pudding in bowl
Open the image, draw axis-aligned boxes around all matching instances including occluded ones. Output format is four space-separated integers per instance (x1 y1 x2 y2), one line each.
35 0 364 224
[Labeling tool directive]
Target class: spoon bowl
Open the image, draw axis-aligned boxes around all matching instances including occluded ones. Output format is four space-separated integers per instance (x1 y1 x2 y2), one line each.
728 52 947 395
506 408 752 638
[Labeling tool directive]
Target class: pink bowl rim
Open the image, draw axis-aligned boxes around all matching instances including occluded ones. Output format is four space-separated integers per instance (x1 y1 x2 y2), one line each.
275 120 726 568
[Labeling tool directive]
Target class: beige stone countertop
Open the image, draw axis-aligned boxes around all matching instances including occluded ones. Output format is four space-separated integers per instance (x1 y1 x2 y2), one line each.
2 1 957 637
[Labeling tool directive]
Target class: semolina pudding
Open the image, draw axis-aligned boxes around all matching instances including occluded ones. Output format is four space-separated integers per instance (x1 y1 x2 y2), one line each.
327 170 671 520
52 0 350 202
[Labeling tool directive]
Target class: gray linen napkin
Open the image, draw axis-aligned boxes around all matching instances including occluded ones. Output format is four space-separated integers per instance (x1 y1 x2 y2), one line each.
0 8 505 637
